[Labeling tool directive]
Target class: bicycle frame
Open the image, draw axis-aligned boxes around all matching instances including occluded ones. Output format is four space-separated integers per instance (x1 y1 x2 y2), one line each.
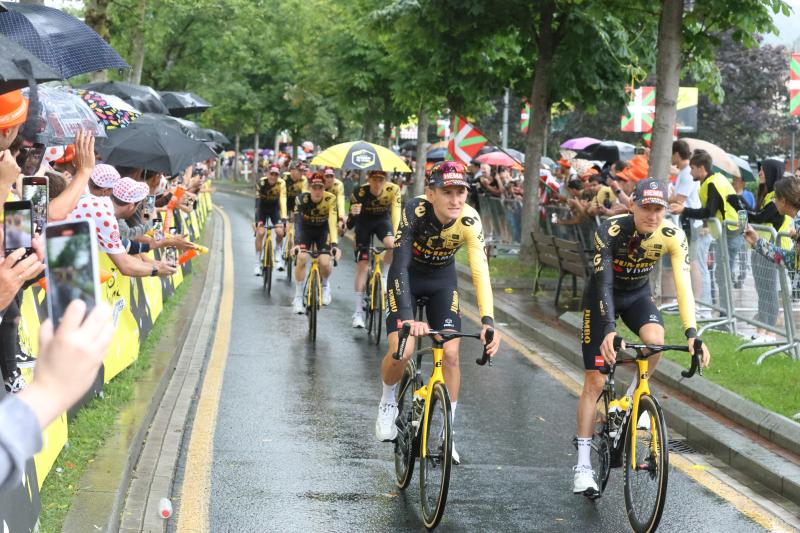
627 358 655 472
368 248 386 311
284 222 295 255
303 253 323 309
414 342 446 459
261 226 275 267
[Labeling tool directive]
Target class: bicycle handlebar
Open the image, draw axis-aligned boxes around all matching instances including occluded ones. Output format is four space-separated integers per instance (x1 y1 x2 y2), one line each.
391 323 493 367
607 336 703 378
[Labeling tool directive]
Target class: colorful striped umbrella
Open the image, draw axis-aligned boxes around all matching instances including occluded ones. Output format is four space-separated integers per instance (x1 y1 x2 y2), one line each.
68 88 141 130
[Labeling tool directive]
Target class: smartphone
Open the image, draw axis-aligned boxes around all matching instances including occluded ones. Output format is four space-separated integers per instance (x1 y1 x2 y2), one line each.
165 247 177 268
45 220 101 327
22 176 48 233
20 143 46 176
143 195 156 220
3 200 34 257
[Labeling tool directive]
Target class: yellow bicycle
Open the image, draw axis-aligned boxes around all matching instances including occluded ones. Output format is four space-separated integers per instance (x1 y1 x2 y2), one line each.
283 221 295 282
259 224 279 295
392 321 493 529
297 247 331 343
588 336 703 533
364 245 386 345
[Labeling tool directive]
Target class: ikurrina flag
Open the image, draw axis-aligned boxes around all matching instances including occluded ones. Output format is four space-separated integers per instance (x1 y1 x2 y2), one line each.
521 101 530 134
447 116 488 164
620 86 655 133
436 118 451 138
791 53 800 116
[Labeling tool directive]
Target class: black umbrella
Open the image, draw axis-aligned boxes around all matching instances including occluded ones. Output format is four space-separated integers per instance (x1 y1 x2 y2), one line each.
575 140 635 163
0 3 128 79
96 114 216 175
198 128 229 144
164 115 204 140
81 81 168 114
159 91 211 117
0 35 61 93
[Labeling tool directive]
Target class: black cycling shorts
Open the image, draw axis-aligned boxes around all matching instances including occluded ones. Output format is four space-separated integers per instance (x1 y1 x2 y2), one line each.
581 281 663 370
295 224 330 252
355 215 393 261
386 263 461 334
256 202 281 226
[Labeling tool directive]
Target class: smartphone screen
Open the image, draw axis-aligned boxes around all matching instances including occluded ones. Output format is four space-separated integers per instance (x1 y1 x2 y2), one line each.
4 201 34 255
22 176 48 233
45 220 101 327
21 143 46 176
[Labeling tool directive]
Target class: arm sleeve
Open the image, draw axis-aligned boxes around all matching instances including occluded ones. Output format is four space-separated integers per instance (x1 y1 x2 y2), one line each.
683 183 721 220
336 183 345 221
0 396 43 493
592 223 618 338
279 181 287 220
346 191 359 230
753 237 795 267
465 216 494 325
669 228 697 337
327 198 338 245
390 187 402 234
387 203 417 321
748 202 781 226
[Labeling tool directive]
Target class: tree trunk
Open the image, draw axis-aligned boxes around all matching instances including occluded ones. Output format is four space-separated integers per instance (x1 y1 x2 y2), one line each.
292 131 300 160
413 108 429 196
128 0 147 85
650 0 683 183
520 1 557 260
84 0 111 82
253 130 260 182
234 132 241 181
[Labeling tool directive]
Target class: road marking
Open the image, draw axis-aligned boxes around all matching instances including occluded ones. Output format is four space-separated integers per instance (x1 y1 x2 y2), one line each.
460 305 798 532
176 206 234 533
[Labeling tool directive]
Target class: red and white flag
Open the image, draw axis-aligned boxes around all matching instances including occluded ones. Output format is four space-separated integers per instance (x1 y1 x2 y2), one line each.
447 116 488 164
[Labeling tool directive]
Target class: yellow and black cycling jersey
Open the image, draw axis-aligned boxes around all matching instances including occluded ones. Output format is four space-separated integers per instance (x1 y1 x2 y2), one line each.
349 182 402 232
388 196 493 325
292 191 338 245
255 177 287 219
325 178 346 220
285 174 308 199
592 214 696 338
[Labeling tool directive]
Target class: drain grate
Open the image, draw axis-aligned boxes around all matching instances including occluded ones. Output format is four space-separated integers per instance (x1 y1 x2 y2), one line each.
668 438 697 454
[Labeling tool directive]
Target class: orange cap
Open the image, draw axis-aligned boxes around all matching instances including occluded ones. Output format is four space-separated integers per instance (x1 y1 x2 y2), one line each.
56 144 75 164
558 158 571 169
0 90 29 129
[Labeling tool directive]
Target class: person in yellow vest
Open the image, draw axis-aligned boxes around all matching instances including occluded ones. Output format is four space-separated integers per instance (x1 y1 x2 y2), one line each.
745 159 793 342
670 149 745 316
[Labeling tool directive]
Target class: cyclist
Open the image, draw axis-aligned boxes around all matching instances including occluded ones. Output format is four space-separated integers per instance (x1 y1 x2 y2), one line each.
574 178 710 497
374 161 501 464
253 164 287 276
323 167 346 235
347 169 401 328
290 172 341 314
285 161 308 216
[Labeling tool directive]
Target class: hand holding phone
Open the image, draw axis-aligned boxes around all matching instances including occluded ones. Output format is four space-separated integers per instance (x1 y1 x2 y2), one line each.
22 176 48 233
4 200 34 258
0 150 20 187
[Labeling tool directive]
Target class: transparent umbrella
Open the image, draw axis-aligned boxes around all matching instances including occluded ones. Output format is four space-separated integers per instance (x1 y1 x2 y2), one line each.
22 86 106 144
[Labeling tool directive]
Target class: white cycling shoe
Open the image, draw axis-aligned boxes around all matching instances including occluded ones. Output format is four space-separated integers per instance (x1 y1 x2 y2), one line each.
352 313 365 329
292 296 305 314
322 286 332 306
451 443 461 465
375 401 399 441
573 465 599 497
276 255 285 272
254 263 262 276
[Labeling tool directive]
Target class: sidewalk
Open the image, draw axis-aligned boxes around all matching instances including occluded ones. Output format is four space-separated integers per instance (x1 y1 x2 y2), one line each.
456 262 800 512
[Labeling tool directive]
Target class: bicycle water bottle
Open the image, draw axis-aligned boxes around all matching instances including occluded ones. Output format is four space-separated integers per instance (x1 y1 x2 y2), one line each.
158 498 173 519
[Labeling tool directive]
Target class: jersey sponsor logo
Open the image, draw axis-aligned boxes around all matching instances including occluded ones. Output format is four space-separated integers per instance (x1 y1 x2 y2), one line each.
593 253 602 267
388 288 398 313
649 314 659 322
351 149 376 169
608 221 621 237
582 309 592 344
661 226 677 238
461 216 475 226
595 355 605 368
414 203 426 218
443 317 455 328
450 290 459 313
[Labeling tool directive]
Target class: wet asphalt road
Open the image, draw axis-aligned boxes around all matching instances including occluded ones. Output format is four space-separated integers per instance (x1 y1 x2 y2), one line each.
209 191 765 532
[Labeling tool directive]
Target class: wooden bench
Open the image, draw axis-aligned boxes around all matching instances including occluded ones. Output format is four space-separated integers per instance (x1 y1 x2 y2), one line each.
531 231 560 294
553 237 590 307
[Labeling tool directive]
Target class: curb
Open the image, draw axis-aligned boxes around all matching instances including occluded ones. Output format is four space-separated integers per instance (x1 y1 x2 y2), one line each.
455 263 800 505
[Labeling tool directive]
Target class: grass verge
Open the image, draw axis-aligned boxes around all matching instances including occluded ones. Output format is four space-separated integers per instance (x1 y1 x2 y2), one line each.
37 279 190 532
456 248 556 282
616 313 800 418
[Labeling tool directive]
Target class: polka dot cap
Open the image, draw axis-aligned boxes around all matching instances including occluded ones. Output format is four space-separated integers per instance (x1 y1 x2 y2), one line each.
91 164 122 189
112 177 149 203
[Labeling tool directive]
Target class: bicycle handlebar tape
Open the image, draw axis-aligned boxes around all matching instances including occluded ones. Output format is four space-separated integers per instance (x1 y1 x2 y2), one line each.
613 335 624 352
681 339 703 378
393 323 412 360
476 328 494 366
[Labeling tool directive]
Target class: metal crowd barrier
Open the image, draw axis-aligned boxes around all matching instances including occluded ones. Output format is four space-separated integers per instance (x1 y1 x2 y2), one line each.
479 195 521 256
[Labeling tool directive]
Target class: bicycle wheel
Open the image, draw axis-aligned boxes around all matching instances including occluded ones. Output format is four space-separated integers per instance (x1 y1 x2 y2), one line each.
623 394 669 533
419 381 452 529
262 240 273 295
307 274 318 343
365 276 375 335
394 361 418 489
372 276 383 345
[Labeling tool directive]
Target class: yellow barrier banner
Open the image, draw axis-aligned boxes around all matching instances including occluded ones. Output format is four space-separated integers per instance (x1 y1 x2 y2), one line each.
100 254 141 382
